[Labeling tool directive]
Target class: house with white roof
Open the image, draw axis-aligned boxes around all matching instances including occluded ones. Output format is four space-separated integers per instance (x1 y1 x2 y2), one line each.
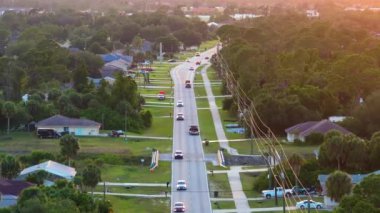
306 10 320 18
17 160 77 186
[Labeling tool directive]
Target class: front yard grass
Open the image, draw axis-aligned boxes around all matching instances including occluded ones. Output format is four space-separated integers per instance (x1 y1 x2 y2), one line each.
208 173 232 198
0 132 172 156
102 196 170 213
95 185 168 195
240 172 262 198
101 161 171 183
212 201 236 210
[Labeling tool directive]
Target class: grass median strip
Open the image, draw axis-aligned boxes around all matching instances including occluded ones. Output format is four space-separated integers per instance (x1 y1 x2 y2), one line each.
101 196 170 213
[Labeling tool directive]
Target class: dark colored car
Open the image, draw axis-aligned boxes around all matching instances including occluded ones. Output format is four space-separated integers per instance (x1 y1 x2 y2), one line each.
189 125 199 135
109 130 124 137
37 129 61 139
195 61 201 65
185 80 191 88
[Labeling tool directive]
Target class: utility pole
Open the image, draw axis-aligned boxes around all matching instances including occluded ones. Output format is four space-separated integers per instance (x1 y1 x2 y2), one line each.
124 110 127 142
281 172 285 213
250 133 254 155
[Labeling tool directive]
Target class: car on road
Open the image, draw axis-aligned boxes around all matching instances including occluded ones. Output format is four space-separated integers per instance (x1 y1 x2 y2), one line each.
189 67 194 71
262 187 293 199
176 180 187 190
185 80 191 88
109 130 124 137
173 202 186 212
174 150 184 159
189 125 199 135
205 56 209 60
176 100 184 107
176 113 184 121
195 61 201 65
296 200 324 210
174 150 183 159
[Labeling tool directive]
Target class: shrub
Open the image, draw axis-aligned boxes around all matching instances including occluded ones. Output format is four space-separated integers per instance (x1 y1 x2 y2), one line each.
305 133 324 145
253 172 269 192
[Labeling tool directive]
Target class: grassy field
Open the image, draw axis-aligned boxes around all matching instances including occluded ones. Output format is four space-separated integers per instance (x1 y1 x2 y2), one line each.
101 161 171 183
208 174 232 198
0 132 172 156
240 172 262 198
95 185 168 195
101 196 170 213
212 201 236 210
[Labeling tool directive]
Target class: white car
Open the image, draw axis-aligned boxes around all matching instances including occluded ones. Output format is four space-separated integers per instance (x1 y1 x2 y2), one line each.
176 113 184 121
176 100 184 107
173 202 185 212
176 180 187 190
174 150 183 159
296 200 324 209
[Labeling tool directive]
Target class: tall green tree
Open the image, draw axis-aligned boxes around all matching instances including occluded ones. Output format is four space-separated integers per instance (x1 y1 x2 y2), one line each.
82 164 101 195
288 153 305 187
326 170 352 202
73 61 89 93
0 155 20 179
2 101 16 134
59 135 80 167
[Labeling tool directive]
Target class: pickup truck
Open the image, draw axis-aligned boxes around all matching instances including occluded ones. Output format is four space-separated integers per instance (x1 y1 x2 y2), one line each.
262 187 293 199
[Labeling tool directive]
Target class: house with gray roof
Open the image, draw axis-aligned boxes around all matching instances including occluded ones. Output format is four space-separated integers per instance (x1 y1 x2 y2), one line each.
0 180 34 208
318 170 380 208
36 115 101 136
285 119 351 142
17 160 77 186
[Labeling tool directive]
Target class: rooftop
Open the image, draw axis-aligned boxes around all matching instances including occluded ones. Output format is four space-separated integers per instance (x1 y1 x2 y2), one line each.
19 160 77 180
37 115 101 127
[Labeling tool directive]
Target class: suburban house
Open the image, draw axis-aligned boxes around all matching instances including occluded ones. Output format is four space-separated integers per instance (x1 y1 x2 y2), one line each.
306 9 320 18
36 115 101 136
0 180 34 208
318 170 380 208
285 119 351 142
17 160 77 186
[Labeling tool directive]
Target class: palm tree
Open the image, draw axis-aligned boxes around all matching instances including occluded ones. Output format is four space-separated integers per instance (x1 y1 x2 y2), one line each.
59 135 80 167
326 170 352 202
82 164 101 195
2 101 16 135
1 155 20 179
288 153 305 187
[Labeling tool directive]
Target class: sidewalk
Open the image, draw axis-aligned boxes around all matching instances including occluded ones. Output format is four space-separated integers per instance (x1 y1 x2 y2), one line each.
201 65 250 213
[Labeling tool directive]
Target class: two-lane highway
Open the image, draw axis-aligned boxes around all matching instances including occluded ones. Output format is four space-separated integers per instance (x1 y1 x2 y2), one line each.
171 48 216 213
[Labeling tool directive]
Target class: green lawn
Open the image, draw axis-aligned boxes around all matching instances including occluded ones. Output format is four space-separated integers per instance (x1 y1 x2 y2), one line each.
230 139 320 158
101 196 170 213
240 173 262 198
101 161 171 183
212 201 236 210
95 185 168 195
208 174 232 198
206 163 229 171
0 132 171 156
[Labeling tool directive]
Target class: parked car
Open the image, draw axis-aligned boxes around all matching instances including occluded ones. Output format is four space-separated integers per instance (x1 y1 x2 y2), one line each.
37 128 61 139
168 59 176 62
296 200 324 209
176 100 184 107
157 94 165 100
195 52 200 56
292 186 318 195
109 130 124 137
262 187 293 199
189 125 199 135
176 180 187 190
173 202 186 212
176 113 184 121
174 150 184 159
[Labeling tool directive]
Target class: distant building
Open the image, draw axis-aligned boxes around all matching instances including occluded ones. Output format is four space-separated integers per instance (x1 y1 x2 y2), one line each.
328 116 348 123
36 114 101 136
306 10 320 18
318 170 380 208
230 14 263 21
285 119 352 142
18 160 77 186
0 180 34 208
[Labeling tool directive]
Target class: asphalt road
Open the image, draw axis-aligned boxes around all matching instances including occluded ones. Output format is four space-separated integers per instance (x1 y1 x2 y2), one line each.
170 48 216 213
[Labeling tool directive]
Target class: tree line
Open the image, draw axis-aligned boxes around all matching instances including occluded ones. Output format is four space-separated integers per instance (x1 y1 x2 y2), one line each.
214 10 380 137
